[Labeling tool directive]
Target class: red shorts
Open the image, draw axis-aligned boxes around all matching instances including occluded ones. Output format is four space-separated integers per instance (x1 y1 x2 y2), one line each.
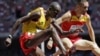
60 32 81 44
19 32 36 56
53 34 81 47
67 35 81 43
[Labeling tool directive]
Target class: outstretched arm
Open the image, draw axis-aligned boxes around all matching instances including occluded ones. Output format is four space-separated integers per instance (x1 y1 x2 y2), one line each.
51 20 71 35
10 12 41 36
86 15 96 42
5 10 41 47
50 24 66 55
10 7 43 36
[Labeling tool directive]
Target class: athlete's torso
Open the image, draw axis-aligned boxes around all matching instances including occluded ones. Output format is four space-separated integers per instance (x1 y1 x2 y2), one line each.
22 7 51 33
61 10 88 32
61 10 89 41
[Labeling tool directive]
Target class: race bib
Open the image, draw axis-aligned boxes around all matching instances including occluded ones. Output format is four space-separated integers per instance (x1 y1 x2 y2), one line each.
69 25 82 31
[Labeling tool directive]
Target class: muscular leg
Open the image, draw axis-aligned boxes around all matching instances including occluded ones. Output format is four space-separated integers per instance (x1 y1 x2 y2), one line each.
53 38 73 56
25 28 52 48
24 29 51 56
62 38 76 56
25 24 66 55
74 39 100 56
61 38 73 50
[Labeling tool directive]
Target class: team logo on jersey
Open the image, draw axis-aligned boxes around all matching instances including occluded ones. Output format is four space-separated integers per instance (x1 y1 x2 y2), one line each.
69 25 83 31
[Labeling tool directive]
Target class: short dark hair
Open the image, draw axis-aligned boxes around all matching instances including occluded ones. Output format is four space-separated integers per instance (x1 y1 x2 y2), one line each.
49 2 61 12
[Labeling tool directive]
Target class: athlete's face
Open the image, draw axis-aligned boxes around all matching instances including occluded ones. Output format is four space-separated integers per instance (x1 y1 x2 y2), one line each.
47 7 60 18
79 1 89 14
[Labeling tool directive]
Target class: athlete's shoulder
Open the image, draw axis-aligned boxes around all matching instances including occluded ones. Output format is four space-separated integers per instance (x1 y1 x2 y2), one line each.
55 10 71 24
61 10 71 21
85 12 90 20
63 10 71 17
33 7 44 11
28 7 44 15
59 10 71 20
35 7 44 11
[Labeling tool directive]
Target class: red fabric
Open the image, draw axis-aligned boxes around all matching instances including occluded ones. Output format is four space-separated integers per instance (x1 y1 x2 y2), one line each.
60 10 85 43
60 21 83 43
61 21 85 31
19 32 36 56
67 35 81 43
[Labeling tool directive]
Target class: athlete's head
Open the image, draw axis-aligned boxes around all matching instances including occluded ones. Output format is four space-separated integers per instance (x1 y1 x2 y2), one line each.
76 0 89 14
46 2 61 18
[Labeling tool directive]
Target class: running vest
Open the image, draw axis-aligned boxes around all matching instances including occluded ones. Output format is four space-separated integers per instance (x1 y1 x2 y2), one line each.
61 10 88 31
22 7 51 33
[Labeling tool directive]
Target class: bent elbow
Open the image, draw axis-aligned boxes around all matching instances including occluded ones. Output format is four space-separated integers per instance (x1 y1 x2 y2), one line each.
16 19 22 24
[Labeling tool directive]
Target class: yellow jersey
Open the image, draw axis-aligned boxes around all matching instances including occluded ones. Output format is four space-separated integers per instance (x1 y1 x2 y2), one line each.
22 7 51 33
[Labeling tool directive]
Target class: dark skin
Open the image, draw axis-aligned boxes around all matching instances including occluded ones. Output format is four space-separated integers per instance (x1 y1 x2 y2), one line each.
5 8 81 56
5 6 68 56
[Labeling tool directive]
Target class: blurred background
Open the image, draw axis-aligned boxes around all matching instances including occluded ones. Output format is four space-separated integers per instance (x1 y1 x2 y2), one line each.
0 0 100 56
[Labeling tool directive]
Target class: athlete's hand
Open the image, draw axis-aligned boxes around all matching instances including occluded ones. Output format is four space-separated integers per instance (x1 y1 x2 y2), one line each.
4 35 12 47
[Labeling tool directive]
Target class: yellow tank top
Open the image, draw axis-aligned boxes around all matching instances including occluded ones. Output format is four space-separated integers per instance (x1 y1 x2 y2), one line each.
71 11 88 22
22 7 51 33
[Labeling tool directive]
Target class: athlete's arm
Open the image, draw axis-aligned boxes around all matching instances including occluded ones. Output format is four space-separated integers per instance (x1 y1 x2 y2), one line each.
10 12 41 36
56 11 71 24
86 14 96 42
10 7 44 36
5 11 41 47
52 21 72 35
52 11 72 35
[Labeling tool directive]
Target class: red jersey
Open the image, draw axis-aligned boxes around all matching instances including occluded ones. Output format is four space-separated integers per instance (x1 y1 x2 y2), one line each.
61 10 88 43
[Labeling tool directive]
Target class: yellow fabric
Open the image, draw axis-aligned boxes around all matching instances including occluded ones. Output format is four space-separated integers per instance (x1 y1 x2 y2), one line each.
36 18 51 30
22 7 51 33
71 15 88 22
22 21 37 33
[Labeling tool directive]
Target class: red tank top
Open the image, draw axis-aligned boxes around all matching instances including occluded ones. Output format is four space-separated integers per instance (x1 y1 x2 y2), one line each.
60 11 88 43
61 10 87 31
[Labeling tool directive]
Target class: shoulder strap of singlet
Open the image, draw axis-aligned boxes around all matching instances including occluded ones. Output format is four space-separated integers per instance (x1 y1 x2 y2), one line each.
70 10 76 21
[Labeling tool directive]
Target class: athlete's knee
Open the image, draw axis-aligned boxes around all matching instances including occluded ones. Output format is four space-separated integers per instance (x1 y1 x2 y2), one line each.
62 38 73 49
88 42 99 50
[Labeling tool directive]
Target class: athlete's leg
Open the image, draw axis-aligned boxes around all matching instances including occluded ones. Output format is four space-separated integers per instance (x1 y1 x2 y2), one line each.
25 28 52 48
25 25 66 55
21 28 51 56
53 38 73 56
74 39 100 56
61 38 73 50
